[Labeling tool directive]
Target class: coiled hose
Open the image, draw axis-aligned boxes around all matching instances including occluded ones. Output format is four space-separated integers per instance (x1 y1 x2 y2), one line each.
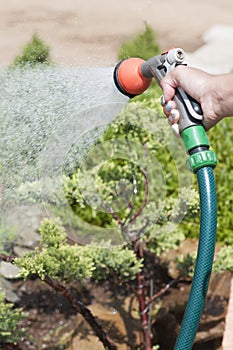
174 166 217 350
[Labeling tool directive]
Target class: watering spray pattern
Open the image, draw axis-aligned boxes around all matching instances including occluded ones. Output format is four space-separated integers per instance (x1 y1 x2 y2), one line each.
0 63 196 248
0 66 128 240
114 48 217 350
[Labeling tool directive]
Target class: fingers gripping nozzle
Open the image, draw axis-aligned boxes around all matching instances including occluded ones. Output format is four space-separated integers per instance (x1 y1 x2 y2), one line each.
113 58 152 98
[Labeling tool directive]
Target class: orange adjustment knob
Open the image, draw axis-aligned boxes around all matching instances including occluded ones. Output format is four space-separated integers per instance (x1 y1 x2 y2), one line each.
114 58 152 97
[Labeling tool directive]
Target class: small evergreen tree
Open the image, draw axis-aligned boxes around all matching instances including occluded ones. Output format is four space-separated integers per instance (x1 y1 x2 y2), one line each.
0 291 26 345
12 33 52 67
119 23 160 61
118 24 161 103
16 218 143 282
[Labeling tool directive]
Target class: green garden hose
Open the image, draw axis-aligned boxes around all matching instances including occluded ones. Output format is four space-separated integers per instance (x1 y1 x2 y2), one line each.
174 166 217 349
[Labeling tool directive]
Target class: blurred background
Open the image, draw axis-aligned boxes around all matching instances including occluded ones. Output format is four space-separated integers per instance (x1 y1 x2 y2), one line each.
0 0 232 68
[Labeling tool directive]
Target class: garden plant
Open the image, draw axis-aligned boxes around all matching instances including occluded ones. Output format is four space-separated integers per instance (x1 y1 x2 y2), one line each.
0 27 233 350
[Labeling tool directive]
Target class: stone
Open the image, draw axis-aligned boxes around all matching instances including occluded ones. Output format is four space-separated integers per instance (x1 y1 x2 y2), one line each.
0 261 20 279
4 204 47 248
221 274 233 350
13 245 32 257
0 277 20 303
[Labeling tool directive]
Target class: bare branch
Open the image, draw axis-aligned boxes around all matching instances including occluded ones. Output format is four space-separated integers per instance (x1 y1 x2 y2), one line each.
0 253 15 264
44 276 117 350
147 279 179 306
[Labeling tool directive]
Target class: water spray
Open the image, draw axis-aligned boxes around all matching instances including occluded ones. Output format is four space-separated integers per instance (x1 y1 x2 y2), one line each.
114 48 217 350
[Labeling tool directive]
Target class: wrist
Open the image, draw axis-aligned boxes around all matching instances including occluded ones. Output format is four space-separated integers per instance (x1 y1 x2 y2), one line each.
216 74 233 118
201 74 233 129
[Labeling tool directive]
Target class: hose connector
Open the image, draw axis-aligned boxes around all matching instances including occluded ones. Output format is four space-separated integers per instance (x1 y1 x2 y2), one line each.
181 125 217 173
187 150 217 173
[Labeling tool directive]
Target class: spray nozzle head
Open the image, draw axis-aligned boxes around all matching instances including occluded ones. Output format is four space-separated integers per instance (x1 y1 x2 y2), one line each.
113 58 152 98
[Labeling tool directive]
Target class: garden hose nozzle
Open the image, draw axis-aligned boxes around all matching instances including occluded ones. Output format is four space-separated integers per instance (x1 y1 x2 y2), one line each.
114 58 152 98
114 48 217 171
114 48 218 350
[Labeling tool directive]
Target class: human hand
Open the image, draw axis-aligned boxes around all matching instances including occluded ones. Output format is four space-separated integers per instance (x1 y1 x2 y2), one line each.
160 65 227 134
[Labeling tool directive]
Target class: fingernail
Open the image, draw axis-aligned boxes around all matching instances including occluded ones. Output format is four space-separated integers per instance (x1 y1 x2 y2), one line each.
161 95 166 106
170 110 177 118
165 101 172 113
171 124 181 138
168 114 175 123
168 110 176 122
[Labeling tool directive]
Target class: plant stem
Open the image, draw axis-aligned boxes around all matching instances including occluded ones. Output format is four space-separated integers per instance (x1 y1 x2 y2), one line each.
44 276 117 350
134 242 152 350
147 278 179 305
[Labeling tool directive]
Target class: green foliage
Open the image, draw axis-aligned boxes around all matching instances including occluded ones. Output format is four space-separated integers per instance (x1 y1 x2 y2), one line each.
0 222 17 254
89 241 143 281
175 253 196 278
147 228 185 256
145 188 199 255
118 23 160 61
174 245 233 279
64 171 114 228
15 219 142 282
12 33 52 67
118 24 161 103
0 291 26 344
63 101 199 253
214 246 233 272
208 119 233 243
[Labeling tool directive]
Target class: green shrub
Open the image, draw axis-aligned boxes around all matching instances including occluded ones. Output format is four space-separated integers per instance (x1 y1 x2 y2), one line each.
12 33 52 67
174 244 233 279
118 23 160 61
16 218 143 282
63 101 199 253
118 24 161 105
0 222 17 254
208 118 233 244
0 291 26 344
175 253 196 278
214 245 233 272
